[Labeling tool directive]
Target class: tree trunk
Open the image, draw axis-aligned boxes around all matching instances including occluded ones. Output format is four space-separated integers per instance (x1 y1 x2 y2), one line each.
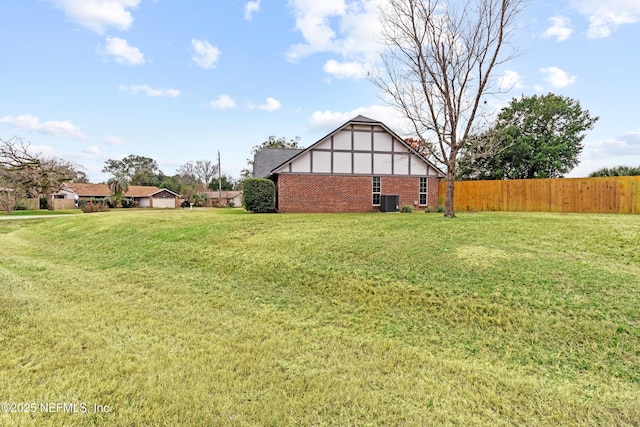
444 162 456 218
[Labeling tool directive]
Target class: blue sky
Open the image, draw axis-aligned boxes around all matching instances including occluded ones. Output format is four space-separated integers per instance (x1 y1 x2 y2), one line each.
1 0 639 182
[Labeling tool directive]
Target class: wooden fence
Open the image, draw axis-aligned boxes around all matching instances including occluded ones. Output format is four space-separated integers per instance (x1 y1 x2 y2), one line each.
438 176 640 214
50 199 76 210
24 198 40 210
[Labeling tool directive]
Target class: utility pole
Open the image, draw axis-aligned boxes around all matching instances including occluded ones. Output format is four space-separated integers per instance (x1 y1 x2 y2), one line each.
217 150 222 207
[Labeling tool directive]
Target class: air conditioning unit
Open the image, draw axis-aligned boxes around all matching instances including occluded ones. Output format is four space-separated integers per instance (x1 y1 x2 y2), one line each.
379 194 399 212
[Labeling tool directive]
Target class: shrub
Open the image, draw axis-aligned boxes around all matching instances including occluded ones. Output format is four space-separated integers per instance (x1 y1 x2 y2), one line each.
424 205 445 213
79 198 110 213
39 197 49 210
243 178 275 213
400 205 414 213
192 193 206 207
120 197 137 208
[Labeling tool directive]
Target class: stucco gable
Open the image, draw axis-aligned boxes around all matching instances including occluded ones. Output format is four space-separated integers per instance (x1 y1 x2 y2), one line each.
271 116 445 177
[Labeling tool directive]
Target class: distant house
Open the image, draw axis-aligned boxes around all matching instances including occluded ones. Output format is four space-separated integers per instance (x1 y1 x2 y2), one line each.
55 183 180 208
204 190 242 207
253 115 444 213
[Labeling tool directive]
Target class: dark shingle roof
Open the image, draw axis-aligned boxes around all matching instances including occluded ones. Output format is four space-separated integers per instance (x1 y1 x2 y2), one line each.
351 115 379 123
253 148 304 178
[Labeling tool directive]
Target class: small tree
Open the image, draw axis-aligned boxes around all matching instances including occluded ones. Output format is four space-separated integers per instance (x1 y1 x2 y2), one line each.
107 173 129 208
243 178 275 213
0 177 24 214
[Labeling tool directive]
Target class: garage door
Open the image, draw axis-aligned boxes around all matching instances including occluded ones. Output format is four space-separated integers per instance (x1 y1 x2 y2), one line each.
153 198 175 208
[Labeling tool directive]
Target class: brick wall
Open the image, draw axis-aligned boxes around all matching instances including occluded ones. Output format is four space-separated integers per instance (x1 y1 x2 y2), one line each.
277 174 439 213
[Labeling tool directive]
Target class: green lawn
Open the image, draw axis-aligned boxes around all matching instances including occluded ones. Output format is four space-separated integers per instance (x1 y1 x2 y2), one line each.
0 209 81 216
0 209 638 426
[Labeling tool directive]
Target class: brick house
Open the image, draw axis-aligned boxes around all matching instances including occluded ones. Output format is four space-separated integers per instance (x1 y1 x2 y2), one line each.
253 115 444 213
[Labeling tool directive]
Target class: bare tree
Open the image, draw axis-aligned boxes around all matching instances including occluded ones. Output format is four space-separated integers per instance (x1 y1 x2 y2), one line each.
371 0 528 217
0 136 78 198
177 160 218 190
194 160 218 189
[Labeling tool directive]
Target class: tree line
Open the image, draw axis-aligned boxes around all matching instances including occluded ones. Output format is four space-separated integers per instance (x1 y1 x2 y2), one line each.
101 154 237 207
0 134 301 213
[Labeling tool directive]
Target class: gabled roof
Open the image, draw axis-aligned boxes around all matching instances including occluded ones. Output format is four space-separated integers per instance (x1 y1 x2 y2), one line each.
63 182 111 197
350 114 379 123
62 183 179 198
253 148 304 178
126 185 173 197
147 188 180 197
269 116 445 177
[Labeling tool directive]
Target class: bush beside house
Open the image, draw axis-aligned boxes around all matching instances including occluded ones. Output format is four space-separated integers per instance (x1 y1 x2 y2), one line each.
243 178 275 213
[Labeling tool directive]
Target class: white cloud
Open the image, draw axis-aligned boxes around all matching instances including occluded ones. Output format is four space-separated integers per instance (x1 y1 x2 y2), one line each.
572 130 640 176
27 145 56 157
543 16 573 42
540 66 577 88
50 0 140 34
104 37 145 65
584 130 640 158
118 84 180 97
497 70 524 91
0 114 87 140
244 0 261 21
323 59 368 79
209 95 237 110
103 135 126 146
287 0 346 60
191 39 221 69
572 0 640 38
84 145 101 155
286 0 383 72
308 104 407 133
257 97 281 112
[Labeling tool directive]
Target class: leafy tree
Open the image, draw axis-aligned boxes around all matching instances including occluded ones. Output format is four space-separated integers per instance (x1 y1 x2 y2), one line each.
103 154 160 184
241 136 302 178
208 174 235 191
130 168 158 186
588 165 640 177
1 136 78 198
371 0 528 217
458 94 599 180
157 174 184 194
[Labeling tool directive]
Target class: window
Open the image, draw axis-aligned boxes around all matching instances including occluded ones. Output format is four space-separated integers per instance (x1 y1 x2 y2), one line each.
419 177 428 205
372 176 381 205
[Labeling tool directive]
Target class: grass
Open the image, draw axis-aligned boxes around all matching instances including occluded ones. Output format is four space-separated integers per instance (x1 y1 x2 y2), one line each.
0 209 638 426
0 209 81 216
